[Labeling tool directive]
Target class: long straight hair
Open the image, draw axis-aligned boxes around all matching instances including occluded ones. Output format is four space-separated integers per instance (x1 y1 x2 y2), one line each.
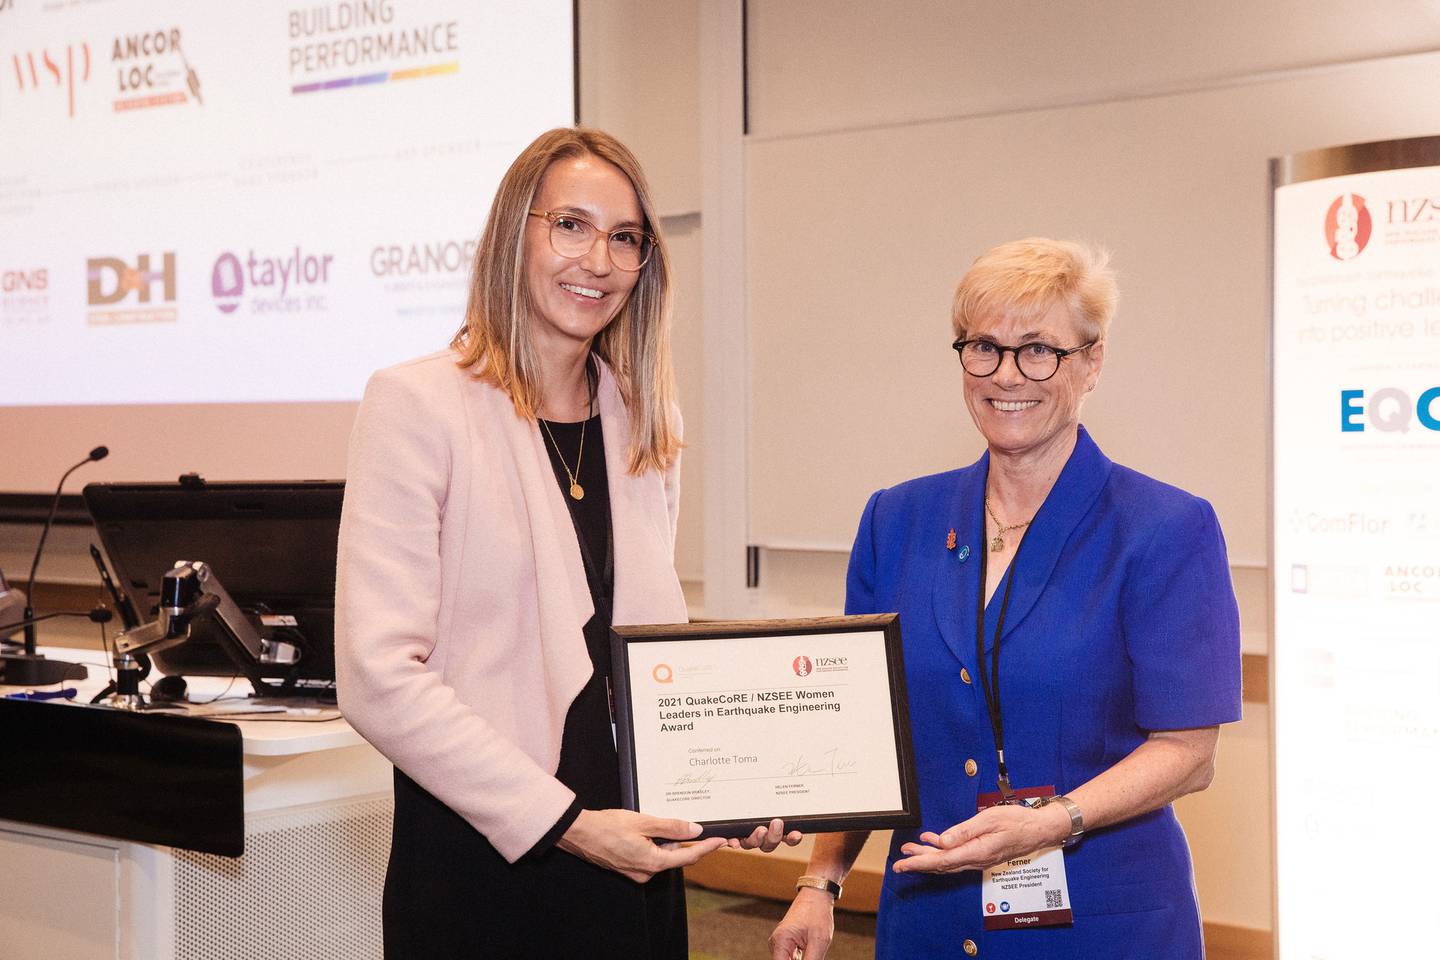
451 127 680 474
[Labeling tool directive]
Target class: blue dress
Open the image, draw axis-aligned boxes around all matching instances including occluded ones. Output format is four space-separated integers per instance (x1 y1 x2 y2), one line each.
850 427 1242 960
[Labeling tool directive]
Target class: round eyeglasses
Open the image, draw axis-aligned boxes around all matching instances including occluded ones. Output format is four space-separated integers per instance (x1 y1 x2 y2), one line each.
952 338 1096 382
528 209 656 272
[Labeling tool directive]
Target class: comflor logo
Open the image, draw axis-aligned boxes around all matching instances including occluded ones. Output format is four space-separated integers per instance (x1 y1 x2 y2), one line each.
86 253 178 324
210 247 334 314
1325 194 1372 261
792 656 813 678
10 43 92 118
1340 387 1440 433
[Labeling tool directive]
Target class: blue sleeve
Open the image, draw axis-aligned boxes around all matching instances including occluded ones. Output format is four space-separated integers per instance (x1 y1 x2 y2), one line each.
845 490 884 616
1121 496 1243 730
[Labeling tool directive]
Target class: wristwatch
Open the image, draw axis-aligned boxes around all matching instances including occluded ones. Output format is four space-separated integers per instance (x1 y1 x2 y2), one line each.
1036 794 1085 848
794 875 843 901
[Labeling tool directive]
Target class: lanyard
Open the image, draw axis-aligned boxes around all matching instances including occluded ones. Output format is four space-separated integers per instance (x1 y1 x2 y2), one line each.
974 515 1029 802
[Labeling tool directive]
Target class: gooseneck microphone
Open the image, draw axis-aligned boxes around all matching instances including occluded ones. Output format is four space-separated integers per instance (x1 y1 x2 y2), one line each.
0 446 109 687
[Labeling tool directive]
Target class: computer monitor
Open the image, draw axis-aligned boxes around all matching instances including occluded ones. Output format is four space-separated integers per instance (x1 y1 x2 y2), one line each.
83 479 344 687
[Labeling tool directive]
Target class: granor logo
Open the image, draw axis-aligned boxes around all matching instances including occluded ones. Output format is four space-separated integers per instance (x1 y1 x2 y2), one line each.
1325 194 1372 261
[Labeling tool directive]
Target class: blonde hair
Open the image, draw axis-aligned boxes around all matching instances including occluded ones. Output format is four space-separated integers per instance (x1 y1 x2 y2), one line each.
952 238 1118 342
451 127 680 475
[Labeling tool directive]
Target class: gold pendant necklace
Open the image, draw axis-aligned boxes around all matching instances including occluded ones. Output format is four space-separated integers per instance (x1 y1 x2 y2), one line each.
984 497 1032 552
540 365 594 501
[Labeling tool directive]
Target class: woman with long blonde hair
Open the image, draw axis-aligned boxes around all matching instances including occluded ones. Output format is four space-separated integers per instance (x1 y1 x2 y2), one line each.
337 128 793 958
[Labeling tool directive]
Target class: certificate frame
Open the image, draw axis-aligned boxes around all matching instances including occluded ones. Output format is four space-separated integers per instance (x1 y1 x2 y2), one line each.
609 613 920 838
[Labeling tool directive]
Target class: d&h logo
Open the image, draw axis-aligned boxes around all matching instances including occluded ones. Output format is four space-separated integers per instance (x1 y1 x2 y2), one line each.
1325 194 1372 261
86 253 177 325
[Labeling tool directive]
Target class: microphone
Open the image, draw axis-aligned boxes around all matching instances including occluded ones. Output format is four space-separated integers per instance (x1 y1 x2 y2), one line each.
2 446 109 687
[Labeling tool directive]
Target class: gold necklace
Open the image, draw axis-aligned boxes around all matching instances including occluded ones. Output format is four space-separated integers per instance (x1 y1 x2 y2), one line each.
984 497 1032 552
539 368 593 501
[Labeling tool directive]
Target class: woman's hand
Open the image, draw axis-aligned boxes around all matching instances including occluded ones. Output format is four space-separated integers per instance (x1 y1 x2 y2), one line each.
892 801 1070 874
769 888 836 960
557 808 726 882
728 818 804 852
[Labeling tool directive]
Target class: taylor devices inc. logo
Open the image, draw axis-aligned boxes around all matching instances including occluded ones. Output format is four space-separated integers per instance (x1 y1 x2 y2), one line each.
1325 194 1372 261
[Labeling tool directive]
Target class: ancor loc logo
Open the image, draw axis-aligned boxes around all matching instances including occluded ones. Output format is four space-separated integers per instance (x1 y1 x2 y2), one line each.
1340 387 1440 433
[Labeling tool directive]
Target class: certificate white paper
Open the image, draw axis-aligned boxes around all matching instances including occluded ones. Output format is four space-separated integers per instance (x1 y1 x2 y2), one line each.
612 617 918 833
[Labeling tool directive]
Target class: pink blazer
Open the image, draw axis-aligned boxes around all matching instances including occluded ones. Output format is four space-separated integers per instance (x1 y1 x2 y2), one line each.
335 350 688 862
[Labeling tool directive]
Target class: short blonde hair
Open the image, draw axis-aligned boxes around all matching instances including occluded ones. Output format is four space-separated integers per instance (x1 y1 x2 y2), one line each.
952 238 1118 342
451 127 679 475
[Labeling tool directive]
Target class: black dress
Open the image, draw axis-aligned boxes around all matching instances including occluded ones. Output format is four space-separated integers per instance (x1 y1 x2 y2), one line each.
382 412 687 959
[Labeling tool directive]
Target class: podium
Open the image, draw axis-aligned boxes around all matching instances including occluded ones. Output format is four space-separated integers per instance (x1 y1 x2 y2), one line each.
0 651 392 960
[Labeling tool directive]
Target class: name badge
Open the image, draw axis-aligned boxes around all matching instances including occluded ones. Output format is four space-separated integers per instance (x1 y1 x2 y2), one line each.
977 785 1074 930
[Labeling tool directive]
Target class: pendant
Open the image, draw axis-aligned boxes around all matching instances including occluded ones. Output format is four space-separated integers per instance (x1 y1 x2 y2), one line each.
990 535 1004 552
569 482 585 501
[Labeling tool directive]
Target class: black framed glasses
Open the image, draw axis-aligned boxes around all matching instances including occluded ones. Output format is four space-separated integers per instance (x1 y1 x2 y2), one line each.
528 209 656 271
952 338 1096 382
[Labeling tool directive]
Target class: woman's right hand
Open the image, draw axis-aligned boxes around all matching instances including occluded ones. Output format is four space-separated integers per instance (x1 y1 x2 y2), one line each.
556 808 727 883
769 888 836 960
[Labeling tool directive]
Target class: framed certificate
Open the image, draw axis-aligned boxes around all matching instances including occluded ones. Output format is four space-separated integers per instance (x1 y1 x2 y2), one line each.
609 614 920 838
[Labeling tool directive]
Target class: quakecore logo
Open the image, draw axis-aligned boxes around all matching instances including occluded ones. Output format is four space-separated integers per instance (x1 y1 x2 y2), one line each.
1325 194 1372 261
1339 387 1440 433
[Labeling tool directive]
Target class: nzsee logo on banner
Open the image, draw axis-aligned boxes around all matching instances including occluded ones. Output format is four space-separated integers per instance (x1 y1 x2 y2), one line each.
1325 194 1373 261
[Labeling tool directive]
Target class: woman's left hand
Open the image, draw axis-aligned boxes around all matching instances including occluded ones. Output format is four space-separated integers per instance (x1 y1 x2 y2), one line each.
892 802 1068 874
727 818 803 853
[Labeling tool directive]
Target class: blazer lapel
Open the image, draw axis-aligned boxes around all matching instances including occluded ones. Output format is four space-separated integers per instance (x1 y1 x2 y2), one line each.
982 425 1112 651
931 452 989 668
599 363 688 627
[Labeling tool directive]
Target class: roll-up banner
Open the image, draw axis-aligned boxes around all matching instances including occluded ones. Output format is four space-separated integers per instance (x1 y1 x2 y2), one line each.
1271 135 1440 959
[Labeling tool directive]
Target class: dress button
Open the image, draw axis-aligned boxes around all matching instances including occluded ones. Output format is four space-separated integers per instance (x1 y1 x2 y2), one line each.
963 939 978 956
964 758 978 777
960 667 973 684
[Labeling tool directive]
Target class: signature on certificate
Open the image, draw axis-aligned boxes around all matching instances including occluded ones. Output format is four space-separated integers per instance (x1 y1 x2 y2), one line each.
669 770 717 787
780 747 857 777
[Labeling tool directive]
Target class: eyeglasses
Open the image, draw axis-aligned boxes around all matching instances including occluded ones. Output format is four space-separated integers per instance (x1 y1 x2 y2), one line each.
528 209 656 272
952 338 1096 382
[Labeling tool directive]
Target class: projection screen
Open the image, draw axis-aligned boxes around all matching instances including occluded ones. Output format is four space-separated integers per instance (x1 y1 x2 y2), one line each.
0 0 574 496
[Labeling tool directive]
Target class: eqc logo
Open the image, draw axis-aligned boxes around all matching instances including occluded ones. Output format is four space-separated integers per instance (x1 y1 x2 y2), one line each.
1340 387 1440 433
1325 194 1372 261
